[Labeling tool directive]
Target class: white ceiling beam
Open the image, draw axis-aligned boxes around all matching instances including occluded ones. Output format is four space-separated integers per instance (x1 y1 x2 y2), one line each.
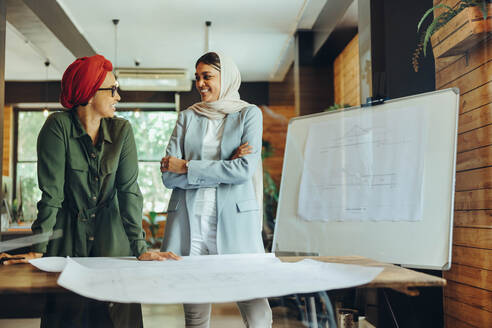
313 0 356 56
22 0 95 57
270 0 328 82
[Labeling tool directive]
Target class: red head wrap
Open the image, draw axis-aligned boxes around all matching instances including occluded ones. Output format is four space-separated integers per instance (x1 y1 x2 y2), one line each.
60 54 113 109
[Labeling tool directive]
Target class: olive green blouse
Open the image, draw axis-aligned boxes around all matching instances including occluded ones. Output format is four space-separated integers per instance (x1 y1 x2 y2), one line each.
31 110 147 257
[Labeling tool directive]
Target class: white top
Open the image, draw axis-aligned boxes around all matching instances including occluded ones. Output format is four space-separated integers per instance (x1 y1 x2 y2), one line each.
194 118 226 216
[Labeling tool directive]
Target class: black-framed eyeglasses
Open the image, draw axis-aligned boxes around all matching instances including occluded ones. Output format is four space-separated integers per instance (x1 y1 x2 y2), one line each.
97 81 119 97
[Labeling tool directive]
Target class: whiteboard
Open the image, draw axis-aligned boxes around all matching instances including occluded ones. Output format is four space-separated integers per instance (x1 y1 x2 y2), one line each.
272 89 459 270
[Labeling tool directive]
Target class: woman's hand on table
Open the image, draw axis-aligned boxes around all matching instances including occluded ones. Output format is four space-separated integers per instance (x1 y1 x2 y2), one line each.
231 142 253 160
160 156 188 174
0 252 43 265
138 251 181 261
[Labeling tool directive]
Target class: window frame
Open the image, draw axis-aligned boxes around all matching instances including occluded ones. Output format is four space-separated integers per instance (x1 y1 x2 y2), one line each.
13 107 178 219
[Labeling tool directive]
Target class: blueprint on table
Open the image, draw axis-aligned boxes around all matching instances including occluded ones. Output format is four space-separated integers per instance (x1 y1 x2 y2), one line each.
30 254 383 304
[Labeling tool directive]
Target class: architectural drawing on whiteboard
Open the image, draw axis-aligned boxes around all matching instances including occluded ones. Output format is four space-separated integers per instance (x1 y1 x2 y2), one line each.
298 107 425 222
321 170 396 190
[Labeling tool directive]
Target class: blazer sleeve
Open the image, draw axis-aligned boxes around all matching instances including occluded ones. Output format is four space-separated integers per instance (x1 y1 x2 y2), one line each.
186 106 262 185
115 122 148 257
161 111 219 189
31 115 66 254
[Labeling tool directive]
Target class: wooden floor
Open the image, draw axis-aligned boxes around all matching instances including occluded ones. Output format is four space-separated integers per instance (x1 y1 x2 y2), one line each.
0 303 307 328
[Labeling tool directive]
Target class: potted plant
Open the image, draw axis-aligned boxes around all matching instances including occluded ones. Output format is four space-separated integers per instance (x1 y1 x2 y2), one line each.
143 211 164 249
11 198 23 223
324 104 351 112
412 0 491 72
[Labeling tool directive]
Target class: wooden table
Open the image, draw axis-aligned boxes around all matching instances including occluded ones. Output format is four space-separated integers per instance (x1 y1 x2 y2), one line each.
280 256 446 296
0 255 445 318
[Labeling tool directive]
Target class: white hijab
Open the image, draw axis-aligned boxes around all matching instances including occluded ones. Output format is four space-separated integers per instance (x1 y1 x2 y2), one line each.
190 52 264 231
190 52 250 118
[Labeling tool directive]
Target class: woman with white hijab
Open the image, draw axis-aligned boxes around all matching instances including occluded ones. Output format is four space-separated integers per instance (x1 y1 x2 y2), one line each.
160 52 272 327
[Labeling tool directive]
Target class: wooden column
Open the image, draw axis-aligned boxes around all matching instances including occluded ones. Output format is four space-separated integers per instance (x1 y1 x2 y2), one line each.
334 34 361 107
294 31 334 116
3 105 11 177
433 1 492 327
0 0 6 236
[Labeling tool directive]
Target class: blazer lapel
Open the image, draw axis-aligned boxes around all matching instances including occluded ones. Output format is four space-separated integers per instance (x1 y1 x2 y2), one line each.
217 112 239 219
220 112 238 160
185 113 207 160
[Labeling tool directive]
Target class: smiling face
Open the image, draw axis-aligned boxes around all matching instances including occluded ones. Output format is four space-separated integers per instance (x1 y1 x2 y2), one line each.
195 62 221 102
90 72 121 118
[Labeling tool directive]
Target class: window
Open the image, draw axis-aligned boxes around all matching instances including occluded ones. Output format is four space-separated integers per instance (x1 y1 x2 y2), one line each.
16 111 48 221
15 109 177 222
116 111 177 212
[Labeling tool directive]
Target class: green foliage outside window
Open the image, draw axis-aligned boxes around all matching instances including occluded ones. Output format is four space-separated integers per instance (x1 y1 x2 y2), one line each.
16 111 47 221
116 111 177 213
16 110 177 222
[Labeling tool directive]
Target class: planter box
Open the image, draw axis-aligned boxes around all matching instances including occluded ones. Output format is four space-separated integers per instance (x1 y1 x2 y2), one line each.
431 3 492 58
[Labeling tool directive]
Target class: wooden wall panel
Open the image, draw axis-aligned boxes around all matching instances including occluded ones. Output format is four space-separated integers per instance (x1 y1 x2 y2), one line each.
434 0 461 18
436 39 492 89
453 227 492 249
436 55 463 73
444 297 492 327
460 81 492 114
455 167 492 191
454 189 492 210
444 315 475 328
4 81 269 111
3 105 11 177
298 65 334 115
444 263 492 291
444 280 492 312
269 64 295 107
454 210 492 228
333 34 360 107
439 59 492 95
261 105 296 186
456 145 492 171
457 124 492 153
433 14 492 325
452 245 492 270
458 103 492 134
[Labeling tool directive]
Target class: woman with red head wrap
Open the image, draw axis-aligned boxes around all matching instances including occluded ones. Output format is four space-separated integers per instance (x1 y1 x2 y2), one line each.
0 55 179 327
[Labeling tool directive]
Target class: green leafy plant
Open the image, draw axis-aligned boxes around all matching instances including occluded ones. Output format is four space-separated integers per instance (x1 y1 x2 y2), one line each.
11 198 23 222
262 140 279 251
324 104 350 112
413 0 491 72
145 210 161 248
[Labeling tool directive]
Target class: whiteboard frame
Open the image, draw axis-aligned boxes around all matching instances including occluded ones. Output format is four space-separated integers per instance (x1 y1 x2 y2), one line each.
272 88 459 270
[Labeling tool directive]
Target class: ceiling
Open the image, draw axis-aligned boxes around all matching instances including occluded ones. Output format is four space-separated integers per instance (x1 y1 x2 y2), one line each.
5 0 356 83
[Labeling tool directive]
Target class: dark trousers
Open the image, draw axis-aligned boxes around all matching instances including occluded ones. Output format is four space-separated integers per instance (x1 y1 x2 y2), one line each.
40 293 143 328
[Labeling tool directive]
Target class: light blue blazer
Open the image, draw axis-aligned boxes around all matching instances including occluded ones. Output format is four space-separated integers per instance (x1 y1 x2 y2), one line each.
160 105 264 256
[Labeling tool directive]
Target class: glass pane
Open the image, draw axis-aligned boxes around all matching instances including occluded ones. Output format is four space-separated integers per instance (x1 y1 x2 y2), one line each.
16 163 41 222
117 111 177 161
16 162 172 221
16 111 176 221
18 111 49 161
138 162 172 213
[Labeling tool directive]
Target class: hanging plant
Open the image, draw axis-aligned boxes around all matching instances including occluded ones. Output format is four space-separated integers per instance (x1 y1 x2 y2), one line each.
412 0 491 72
